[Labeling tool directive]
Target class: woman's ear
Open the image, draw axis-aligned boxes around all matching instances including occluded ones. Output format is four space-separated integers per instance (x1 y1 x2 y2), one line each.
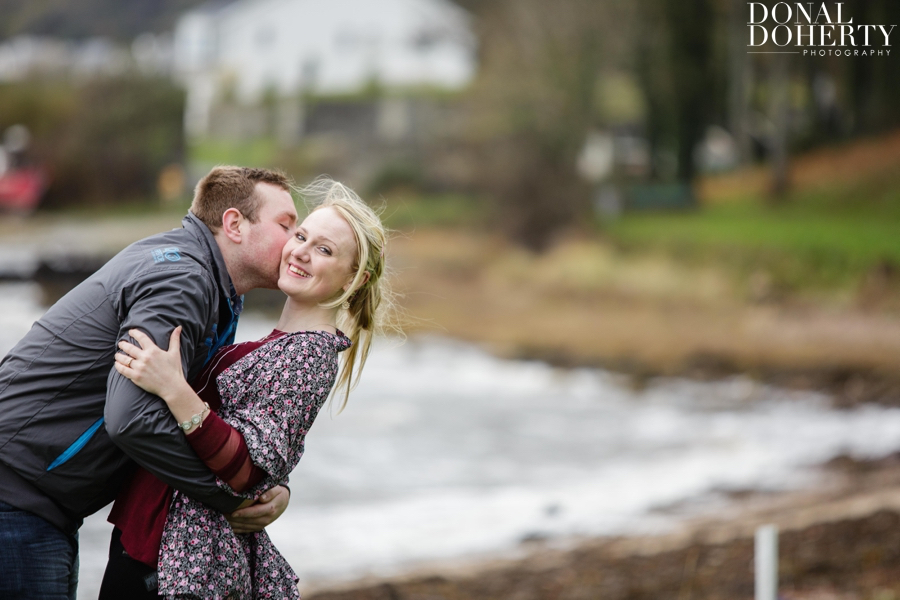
343 270 371 293
220 208 245 243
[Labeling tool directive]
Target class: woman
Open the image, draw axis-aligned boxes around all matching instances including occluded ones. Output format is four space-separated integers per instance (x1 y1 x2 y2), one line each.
99 179 390 599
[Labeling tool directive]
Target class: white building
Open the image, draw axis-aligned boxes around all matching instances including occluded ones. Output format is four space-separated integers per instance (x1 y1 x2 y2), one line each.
173 0 476 138
0 36 132 82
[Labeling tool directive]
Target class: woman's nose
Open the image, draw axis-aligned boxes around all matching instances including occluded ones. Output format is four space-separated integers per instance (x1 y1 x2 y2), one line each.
291 242 310 260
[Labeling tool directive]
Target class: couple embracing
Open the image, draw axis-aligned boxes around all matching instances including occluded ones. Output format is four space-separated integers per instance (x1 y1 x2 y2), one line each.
0 166 391 599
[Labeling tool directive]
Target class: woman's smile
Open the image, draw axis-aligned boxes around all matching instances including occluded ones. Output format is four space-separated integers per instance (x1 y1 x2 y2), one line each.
287 264 312 278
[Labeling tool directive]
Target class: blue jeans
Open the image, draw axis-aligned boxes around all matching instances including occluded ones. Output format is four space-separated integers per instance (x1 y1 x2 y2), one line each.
0 501 79 600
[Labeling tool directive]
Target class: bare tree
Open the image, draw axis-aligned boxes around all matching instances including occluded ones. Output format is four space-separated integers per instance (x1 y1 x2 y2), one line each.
728 0 753 165
767 52 791 199
467 0 630 250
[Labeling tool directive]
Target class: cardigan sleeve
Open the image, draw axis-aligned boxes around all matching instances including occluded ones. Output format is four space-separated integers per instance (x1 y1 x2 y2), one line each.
186 412 267 493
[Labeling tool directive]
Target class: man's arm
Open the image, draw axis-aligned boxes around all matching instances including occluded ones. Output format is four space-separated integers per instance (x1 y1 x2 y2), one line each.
104 267 243 514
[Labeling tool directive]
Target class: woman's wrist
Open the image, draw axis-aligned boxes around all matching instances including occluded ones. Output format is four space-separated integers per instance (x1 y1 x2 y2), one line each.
178 402 211 434
163 381 211 434
161 379 194 404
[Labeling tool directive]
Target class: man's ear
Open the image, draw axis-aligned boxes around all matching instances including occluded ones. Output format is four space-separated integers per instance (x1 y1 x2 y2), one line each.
221 208 245 243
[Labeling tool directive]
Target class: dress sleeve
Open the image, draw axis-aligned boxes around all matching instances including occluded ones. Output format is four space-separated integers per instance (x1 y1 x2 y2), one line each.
186 411 266 493
217 333 338 488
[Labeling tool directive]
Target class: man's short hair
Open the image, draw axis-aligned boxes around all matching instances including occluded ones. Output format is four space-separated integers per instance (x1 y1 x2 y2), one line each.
190 166 292 231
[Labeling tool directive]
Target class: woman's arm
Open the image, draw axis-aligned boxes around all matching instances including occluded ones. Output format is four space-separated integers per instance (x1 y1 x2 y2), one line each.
115 327 265 494
115 327 210 433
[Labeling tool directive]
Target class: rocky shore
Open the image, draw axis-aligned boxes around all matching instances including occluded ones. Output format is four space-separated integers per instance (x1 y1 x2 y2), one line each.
306 509 900 600
306 456 900 600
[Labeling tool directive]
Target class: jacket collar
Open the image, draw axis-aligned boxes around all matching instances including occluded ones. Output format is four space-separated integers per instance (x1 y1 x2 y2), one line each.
182 212 243 316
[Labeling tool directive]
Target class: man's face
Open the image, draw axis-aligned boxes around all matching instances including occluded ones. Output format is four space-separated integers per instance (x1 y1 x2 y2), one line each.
243 182 298 288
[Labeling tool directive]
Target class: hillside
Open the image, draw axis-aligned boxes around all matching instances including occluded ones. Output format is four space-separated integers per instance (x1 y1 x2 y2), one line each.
0 0 476 42
0 0 210 41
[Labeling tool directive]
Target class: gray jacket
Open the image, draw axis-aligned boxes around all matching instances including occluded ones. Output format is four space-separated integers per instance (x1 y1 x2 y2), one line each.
0 214 245 534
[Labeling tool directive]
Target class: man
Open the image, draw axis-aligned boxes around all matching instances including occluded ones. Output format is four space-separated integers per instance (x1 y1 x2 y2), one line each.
0 166 298 599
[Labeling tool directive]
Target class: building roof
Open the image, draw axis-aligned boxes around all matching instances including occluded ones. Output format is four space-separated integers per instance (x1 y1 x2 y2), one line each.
174 0 476 101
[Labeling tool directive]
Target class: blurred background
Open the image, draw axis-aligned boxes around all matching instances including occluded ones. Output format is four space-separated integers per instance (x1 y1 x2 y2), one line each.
2 0 900 598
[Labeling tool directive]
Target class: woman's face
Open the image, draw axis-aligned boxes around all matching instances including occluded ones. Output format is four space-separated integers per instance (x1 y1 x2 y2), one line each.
278 206 358 305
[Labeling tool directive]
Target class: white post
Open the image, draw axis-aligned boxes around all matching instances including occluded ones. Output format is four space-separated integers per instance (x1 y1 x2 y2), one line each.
755 524 778 600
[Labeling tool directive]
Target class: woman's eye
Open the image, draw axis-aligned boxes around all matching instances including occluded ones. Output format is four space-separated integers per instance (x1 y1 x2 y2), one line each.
296 233 306 241
319 247 332 256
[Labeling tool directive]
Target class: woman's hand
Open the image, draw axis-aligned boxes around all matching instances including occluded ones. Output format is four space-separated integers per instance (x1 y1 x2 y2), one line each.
115 327 189 402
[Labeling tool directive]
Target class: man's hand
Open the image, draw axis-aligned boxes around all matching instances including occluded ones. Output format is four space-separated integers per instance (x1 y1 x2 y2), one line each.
225 485 290 534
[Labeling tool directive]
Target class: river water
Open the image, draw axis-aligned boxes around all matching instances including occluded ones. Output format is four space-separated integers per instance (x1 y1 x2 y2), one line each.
3 281 900 597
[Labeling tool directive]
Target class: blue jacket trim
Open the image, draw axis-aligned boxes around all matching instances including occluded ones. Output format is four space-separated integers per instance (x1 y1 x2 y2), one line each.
205 303 239 365
46 417 105 471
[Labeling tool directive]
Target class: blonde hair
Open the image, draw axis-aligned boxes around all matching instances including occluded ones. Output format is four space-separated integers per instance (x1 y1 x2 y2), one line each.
299 177 397 410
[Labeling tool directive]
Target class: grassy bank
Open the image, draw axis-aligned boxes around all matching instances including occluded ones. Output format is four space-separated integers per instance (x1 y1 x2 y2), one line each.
605 130 900 297
607 200 900 294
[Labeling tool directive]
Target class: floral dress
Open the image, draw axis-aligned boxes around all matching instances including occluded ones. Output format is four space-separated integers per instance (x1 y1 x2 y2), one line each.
156 330 351 600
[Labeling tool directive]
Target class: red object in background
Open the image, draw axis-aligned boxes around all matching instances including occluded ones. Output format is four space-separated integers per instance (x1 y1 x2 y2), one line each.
0 168 45 213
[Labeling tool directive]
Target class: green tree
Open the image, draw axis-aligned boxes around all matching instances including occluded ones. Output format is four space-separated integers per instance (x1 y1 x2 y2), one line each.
0 74 185 207
636 0 719 185
843 0 900 133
